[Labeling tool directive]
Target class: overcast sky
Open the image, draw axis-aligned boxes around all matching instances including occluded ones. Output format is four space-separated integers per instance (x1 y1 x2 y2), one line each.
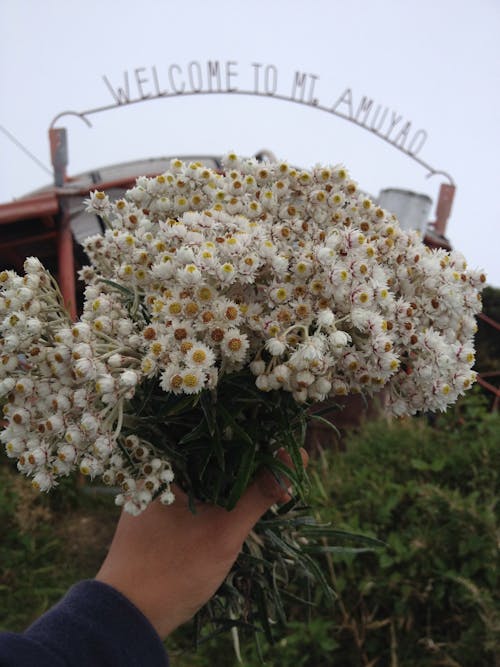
1 0 499 286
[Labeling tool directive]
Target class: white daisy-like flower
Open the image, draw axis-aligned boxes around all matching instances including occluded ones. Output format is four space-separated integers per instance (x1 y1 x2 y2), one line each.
265 337 286 356
184 342 216 369
221 330 249 363
181 368 206 394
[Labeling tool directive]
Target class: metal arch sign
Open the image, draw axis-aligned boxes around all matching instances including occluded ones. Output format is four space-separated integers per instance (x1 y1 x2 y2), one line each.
49 59 453 184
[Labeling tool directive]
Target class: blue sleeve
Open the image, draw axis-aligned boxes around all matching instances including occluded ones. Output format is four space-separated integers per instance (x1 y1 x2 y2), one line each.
0 580 169 666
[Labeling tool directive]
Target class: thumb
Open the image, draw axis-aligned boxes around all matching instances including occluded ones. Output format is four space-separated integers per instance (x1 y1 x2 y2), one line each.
223 447 309 542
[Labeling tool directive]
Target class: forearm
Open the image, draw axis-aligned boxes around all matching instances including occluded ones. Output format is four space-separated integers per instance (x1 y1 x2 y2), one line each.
0 580 168 667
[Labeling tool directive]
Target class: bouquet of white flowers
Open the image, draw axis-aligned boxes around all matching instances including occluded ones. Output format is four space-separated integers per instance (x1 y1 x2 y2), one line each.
0 154 484 644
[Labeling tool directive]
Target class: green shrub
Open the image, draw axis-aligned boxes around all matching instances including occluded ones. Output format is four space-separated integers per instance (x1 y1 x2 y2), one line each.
314 419 499 665
0 460 117 632
171 392 500 666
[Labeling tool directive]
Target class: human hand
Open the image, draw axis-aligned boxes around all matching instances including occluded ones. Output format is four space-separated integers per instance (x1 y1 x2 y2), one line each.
95 448 308 638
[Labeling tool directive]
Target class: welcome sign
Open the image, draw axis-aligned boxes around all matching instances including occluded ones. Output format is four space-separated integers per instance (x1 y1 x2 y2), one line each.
49 59 453 184
102 60 428 158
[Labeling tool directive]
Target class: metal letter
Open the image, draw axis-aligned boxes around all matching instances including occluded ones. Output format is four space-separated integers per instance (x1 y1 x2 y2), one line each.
307 74 319 105
264 65 278 95
134 67 151 99
292 71 307 101
370 104 388 133
332 88 353 117
385 111 402 139
252 62 262 93
188 61 203 92
392 121 411 149
168 64 185 94
152 66 167 96
226 61 238 92
207 61 222 92
102 73 131 105
407 129 428 156
355 96 373 124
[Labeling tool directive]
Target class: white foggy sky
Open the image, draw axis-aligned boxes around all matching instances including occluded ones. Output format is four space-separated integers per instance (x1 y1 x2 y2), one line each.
0 0 499 285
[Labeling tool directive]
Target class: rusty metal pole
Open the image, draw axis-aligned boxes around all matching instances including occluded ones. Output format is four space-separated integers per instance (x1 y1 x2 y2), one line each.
433 183 456 237
49 128 77 321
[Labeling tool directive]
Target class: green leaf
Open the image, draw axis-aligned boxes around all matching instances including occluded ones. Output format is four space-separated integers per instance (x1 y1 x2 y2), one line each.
271 562 287 625
430 458 446 472
264 529 301 560
261 456 301 497
410 458 430 471
307 402 341 418
97 278 135 298
254 583 274 644
165 394 200 416
217 404 254 448
281 431 308 492
298 551 337 604
302 545 374 555
200 391 217 437
178 419 209 445
212 424 225 470
300 526 387 547
226 444 257 510
308 413 341 438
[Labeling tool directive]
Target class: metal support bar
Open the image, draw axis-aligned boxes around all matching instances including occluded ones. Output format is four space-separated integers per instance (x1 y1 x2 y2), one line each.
56 201 77 321
432 183 456 236
49 128 68 187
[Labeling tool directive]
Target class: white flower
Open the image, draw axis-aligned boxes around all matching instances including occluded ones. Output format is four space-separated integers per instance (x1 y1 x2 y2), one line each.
93 436 114 459
0 378 15 397
265 338 286 356
120 370 139 388
108 354 123 368
316 309 335 328
57 444 77 463
255 374 271 391
95 375 115 394
81 413 99 437
71 323 91 341
159 489 175 505
177 264 202 286
32 471 54 492
181 368 205 394
184 342 215 369
24 257 44 274
85 190 111 214
45 414 64 434
79 456 103 478
74 358 96 381
160 468 175 483
296 370 315 387
329 330 352 348
292 388 308 403
221 330 249 363
250 359 266 375
272 364 291 385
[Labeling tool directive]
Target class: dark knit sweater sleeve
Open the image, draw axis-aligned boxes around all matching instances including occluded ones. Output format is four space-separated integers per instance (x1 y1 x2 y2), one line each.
0 580 169 666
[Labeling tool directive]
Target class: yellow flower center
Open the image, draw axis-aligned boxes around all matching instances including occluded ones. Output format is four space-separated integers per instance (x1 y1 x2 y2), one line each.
192 350 207 364
183 373 198 388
